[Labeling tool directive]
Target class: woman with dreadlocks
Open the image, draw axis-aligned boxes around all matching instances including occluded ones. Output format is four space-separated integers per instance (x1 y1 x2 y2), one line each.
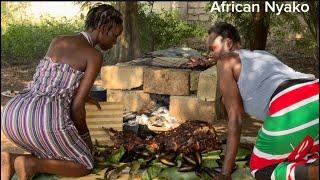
1 4 123 180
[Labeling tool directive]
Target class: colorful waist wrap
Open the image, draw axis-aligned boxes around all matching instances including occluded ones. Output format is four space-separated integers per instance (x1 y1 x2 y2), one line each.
249 79 319 180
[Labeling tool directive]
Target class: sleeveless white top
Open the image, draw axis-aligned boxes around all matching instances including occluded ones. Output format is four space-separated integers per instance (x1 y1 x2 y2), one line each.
234 49 315 120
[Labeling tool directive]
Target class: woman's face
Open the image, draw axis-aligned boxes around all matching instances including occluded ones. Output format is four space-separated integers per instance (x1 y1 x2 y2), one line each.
98 24 123 51
207 32 233 60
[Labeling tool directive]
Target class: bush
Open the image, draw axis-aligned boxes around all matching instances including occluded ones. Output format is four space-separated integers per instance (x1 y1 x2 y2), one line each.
1 16 83 66
205 1 317 58
137 8 207 53
1 3 208 66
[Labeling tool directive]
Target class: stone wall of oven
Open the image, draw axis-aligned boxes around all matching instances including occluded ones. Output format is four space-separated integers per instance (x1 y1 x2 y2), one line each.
100 49 218 124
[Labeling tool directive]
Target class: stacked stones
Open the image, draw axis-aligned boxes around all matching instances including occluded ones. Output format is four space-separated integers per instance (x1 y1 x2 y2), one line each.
102 48 217 124
153 2 211 24
184 2 210 23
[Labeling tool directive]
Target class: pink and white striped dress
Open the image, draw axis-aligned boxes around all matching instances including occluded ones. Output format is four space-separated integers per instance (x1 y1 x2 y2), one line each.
1 57 93 169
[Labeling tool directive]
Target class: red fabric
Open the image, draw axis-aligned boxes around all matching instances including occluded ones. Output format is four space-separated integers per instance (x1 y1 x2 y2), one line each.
250 80 319 176
287 135 314 162
269 82 319 115
250 135 319 172
249 153 285 170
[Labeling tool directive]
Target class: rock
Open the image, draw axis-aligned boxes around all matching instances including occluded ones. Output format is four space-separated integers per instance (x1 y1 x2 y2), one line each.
195 8 207 14
169 95 216 123
107 89 156 112
190 71 201 92
144 47 201 59
198 14 210 21
101 65 144 90
143 68 190 95
188 2 207 8
197 66 217 101
187 14 199 21
117 58 153 66
120 57 189 68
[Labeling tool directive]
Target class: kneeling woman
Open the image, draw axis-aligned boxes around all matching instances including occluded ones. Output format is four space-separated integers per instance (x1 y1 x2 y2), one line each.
1 4 123 180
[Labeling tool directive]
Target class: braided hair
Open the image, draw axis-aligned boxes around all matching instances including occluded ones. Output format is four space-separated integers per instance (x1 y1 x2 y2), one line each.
85 4 123 30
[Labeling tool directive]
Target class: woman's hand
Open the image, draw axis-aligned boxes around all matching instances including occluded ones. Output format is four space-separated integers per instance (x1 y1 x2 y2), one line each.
181 55 217 68
86 96 101 110
184 57 202 68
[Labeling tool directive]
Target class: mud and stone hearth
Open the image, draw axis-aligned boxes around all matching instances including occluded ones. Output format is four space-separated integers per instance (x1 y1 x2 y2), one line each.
101 47 218 123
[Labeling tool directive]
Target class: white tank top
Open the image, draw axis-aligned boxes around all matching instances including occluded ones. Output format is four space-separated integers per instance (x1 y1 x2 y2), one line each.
234 49 315 120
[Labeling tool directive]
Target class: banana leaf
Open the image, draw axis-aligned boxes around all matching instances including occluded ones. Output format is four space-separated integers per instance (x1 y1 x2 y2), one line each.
158 167 200 180
106 145 126 165
130 160 141 176
141 164 164 180
231 167 255 180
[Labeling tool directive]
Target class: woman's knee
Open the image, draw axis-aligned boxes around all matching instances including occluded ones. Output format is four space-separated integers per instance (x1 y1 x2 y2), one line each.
82 168 91 176
254 164 278 180
295 162 319 180
78 163 93 176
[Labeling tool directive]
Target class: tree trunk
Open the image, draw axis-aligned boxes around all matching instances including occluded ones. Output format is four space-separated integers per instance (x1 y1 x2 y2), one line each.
250 2 269 50
316 3 319 61
118 1 142 62
150 2 155 52
107 2 142 64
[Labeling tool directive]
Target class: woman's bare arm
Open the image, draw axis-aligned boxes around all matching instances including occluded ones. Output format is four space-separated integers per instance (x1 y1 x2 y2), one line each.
70 52 103 135
216 56 245 178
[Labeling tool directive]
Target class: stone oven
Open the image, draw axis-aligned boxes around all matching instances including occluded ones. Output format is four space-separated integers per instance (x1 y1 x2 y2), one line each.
101 47 217 124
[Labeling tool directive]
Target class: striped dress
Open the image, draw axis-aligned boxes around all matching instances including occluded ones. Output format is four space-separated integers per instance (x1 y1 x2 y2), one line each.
1 57 94 169
250 79 319 179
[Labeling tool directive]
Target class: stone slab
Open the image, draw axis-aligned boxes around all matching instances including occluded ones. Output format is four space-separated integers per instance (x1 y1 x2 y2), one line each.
101 65 144 90
169 95 216 123
107 90 155 112
197 66 217 101
143 68 190 96
190 70 201 92
121 57 189 68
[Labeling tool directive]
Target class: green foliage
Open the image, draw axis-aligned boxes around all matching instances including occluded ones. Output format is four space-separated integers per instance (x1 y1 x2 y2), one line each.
137 5 207 53
141 163 164 180
206 1 256 48
4 1 316 67
295 31 318 56
268 10 318 57
106 145 126 164
2 2 207 66
205 1 318 57
201 150 221 168
1 16 83 65
300 1 318 42
1 2 31 33
158 167 200 180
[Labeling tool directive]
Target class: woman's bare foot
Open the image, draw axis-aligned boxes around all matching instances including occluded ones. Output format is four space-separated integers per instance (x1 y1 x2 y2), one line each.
14 156 36 180
1 152 18 180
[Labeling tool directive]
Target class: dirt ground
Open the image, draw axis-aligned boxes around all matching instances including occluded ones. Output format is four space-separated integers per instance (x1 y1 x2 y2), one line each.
0 52 317 179
1 52 318 138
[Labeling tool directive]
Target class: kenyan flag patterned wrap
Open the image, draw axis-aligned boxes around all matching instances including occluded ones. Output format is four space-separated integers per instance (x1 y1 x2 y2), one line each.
249 79 319 180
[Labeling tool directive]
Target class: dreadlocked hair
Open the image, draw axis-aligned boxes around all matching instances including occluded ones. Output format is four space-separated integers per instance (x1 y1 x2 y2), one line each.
85 4 123 30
